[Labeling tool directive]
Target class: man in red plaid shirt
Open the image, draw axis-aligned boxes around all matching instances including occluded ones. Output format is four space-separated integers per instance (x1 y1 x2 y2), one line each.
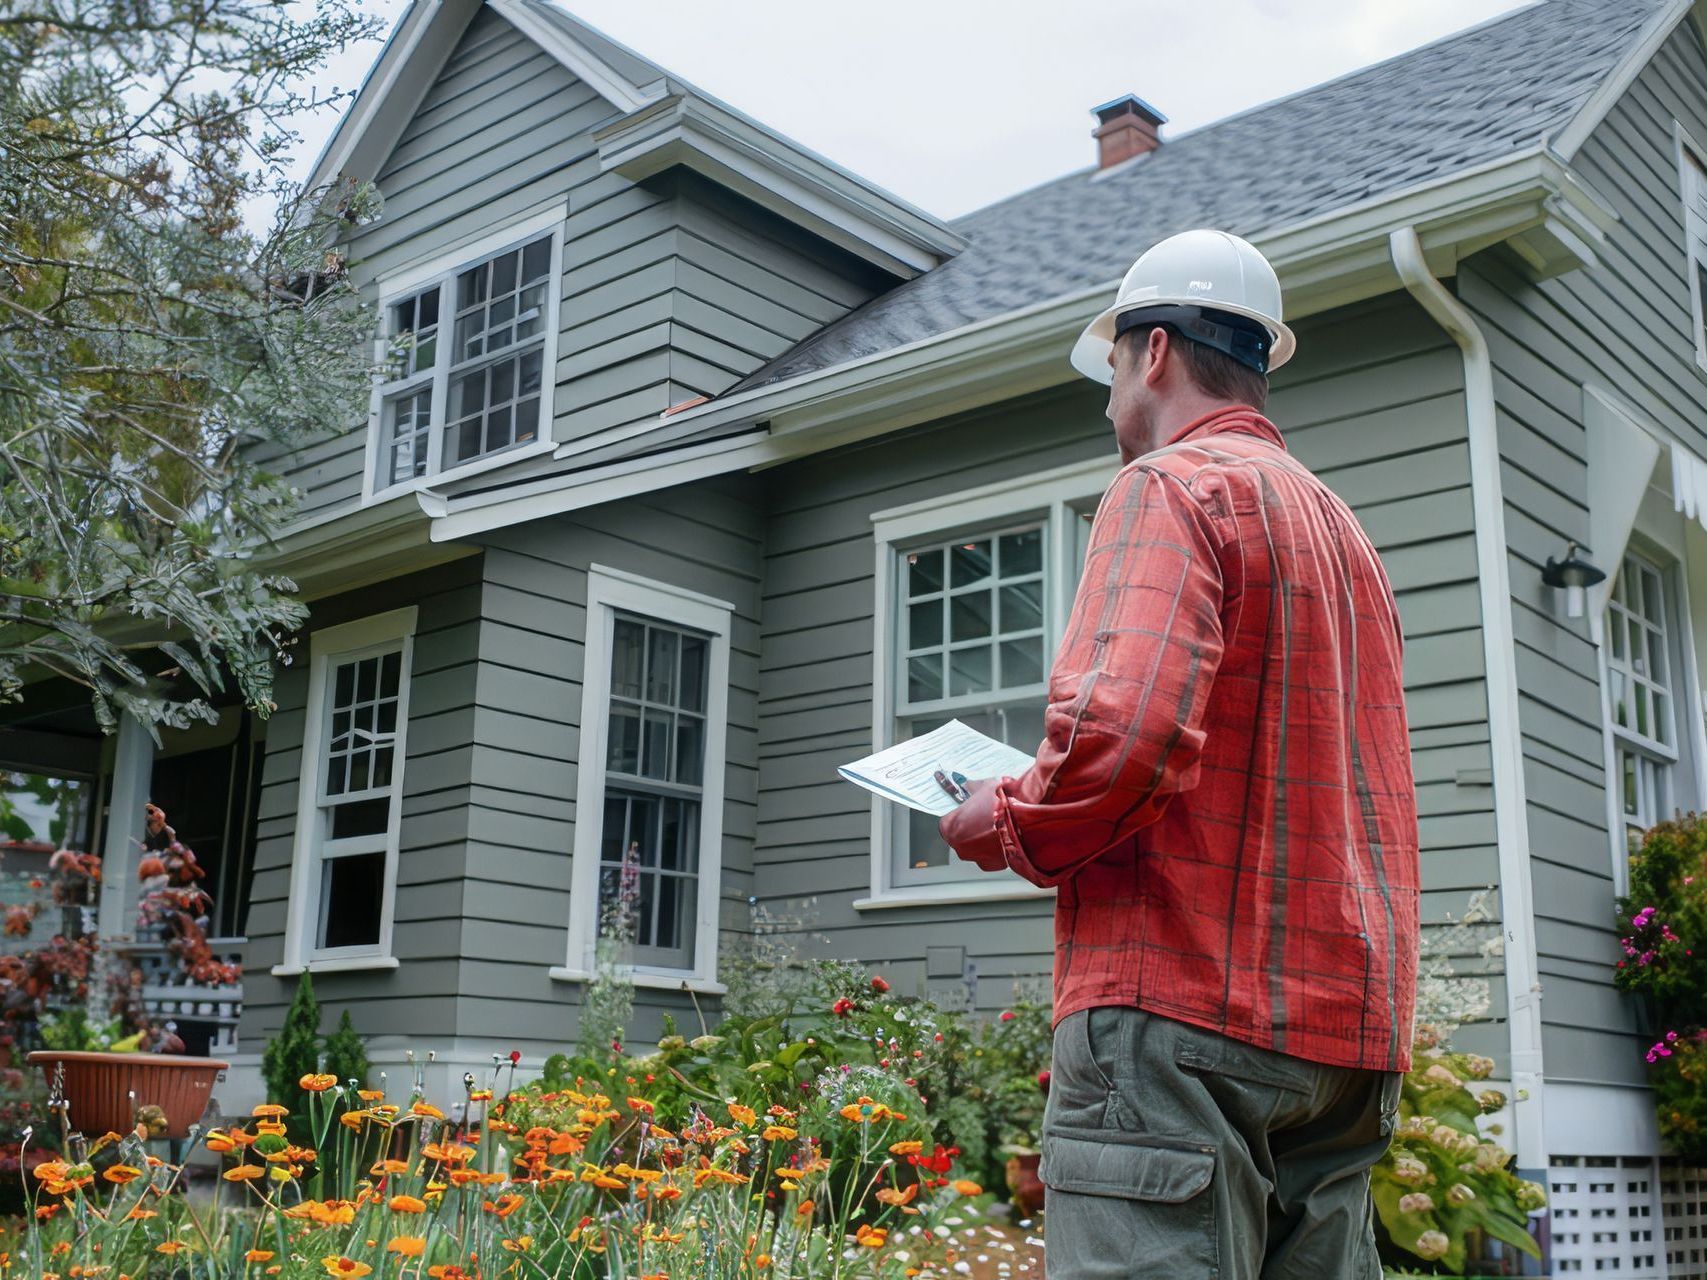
939 230 1419 1279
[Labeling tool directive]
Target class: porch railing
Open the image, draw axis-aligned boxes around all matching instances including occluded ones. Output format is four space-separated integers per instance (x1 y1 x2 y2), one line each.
116 937 246 1056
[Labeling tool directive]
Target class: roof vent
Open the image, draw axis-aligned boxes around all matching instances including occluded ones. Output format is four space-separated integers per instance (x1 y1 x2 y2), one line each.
1092 94 1167 170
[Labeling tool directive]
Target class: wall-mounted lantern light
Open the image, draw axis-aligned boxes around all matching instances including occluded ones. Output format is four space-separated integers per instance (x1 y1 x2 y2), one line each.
1541 541 1606 620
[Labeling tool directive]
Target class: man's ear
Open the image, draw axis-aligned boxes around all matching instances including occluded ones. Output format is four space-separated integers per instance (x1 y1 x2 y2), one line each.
1144 325 1171 388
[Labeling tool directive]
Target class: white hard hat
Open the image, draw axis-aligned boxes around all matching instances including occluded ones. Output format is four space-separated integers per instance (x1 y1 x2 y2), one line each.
1070 229 1296 385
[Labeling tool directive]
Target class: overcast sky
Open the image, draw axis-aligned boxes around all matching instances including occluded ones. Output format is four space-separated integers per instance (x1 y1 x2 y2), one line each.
291 0 1534 221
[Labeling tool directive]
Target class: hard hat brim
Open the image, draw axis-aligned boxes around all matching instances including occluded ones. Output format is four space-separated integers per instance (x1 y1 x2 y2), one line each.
1070 297 1297 386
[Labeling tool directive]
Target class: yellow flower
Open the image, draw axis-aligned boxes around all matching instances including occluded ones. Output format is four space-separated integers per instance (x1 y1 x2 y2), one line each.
855 1224 888 1248
500 1237 534 1253
102 1165 141 1185
387 1237 425 1257
321 1260 372 1278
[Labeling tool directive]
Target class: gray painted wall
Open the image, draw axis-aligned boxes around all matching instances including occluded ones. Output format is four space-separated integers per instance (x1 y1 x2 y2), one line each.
751 293 1507 1063
1456 20 1707 1091
257 3 886 521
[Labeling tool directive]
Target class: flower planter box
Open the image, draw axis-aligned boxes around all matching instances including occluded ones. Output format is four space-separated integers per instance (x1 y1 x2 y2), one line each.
27 1051 227 1139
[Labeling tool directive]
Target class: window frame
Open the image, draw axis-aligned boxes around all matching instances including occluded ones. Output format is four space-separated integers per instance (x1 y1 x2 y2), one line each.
1673 120 1707 376
858 454 1118 909
553 565 733 993
361 201 567 505
276 606 417 975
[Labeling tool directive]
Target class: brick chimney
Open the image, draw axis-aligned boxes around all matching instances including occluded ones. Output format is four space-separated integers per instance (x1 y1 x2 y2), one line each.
1093 95 1167 169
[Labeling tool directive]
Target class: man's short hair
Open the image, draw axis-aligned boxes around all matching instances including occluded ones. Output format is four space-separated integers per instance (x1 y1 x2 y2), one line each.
1121 323 1270 410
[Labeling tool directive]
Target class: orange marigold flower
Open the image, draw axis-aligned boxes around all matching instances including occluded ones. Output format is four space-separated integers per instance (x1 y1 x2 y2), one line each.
223 1165 264 1182
876 1183 919 1206
626 1097 654 1115
388 1194 427 1214
357 1090 385 1102
338 1111 369 1131
311 1202 356 1227
387 1237 425 1258
888 1140 923 1156
500 1237 534 1254
795 1199 815 1218
300 1074 338 1092
155 1242 187 1255
370 1160 410 1176
205 1131 237 1153
245 1250 276 1262
321 1260 372 1278
411 1102 444 1120
251 1104 289 1119
761 1125 796 1142
33 1204 57 1220
692 1167 747 1189
854 1224 888 1248
254 1120 287 1137
483 1194 524 1218
125 1207 156 1220
952 1179 982 1196
755 1256 771 1268
32 1162 67 1183
422 1143 473 1165
102 1165 142 1185
651 1184 683 1201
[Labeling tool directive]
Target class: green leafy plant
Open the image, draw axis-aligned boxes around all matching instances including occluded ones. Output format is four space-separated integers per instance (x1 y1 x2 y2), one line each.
36 1008 132 1053
260 972 321 1148
1373 891 1545 1273
1615 813 1707 1159
320 1010 369 1091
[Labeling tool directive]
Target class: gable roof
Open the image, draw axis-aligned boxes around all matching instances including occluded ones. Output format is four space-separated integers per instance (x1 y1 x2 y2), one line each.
303 0 964 275
738 0 1670 389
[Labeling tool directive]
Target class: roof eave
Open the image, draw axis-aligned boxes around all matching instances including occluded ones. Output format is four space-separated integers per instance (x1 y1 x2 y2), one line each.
1550 0 1694 160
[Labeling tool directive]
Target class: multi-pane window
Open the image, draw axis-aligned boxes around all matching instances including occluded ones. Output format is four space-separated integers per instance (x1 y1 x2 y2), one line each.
313 643 406 953
372 229 554 494
1606 553 1679 847
894 524 1051 883
598 616 710 970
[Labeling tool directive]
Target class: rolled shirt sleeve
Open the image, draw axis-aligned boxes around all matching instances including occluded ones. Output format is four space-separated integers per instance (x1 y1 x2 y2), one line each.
940 462 1226 887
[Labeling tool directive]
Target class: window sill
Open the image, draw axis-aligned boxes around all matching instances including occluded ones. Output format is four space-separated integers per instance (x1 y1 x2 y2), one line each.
368 438 555 507
852 880 1054 911
272 956 401 977
549 966 727 996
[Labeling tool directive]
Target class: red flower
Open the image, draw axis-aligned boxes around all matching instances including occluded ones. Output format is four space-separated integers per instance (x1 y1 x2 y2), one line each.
509 1050 521 1065
1037 1069 1052 1093
832 998 855 1017
907 1143 958 1174
870 976 890 993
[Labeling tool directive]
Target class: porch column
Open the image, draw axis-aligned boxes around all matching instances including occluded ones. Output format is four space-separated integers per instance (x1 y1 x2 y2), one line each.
97 716 153 943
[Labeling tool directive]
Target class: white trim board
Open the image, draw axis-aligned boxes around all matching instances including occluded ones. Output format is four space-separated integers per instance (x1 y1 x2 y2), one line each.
1550 0 1693 160
560 564 733 987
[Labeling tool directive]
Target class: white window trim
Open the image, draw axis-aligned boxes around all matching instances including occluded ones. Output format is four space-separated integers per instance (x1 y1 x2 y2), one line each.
1672 120 1707 376
276 606 417 973
860 454 1119 906
361 199 568 506
553 564 733 987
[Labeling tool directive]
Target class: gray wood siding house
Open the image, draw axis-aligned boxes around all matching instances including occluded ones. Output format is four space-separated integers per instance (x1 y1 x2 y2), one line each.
10 0 1707 1269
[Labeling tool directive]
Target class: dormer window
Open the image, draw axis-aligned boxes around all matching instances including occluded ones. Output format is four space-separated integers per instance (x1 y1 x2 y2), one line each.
367 208 563 500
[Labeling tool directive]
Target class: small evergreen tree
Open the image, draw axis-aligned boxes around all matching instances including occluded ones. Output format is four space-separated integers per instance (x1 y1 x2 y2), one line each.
260 972 320 1146
321 1009 369 1091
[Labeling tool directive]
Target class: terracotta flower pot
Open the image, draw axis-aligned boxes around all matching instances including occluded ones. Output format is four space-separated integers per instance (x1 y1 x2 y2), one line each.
1006 1151 1046 1216
28 1051 227 1139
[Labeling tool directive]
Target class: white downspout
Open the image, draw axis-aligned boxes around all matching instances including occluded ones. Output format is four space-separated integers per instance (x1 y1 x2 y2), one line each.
1389 227 1545 1174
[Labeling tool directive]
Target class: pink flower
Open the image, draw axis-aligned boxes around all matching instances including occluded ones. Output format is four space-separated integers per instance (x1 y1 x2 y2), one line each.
999 1011 1016 1022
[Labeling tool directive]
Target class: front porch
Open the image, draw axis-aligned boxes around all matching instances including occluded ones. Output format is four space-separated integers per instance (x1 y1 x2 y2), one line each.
0 680 260 1059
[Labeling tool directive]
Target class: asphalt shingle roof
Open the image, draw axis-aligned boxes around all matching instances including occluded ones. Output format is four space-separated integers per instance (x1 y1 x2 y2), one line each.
741 0 1663 388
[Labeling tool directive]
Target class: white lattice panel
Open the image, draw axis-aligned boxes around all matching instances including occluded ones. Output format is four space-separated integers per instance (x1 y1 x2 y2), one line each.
1660 1160 1707 1278
1548 1156 1662 1278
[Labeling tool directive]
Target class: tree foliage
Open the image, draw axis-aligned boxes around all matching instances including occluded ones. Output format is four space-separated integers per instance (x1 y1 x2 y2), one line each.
0 0 384 732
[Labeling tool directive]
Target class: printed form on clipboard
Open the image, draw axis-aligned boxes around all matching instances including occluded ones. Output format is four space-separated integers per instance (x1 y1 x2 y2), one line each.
837 720 1037 816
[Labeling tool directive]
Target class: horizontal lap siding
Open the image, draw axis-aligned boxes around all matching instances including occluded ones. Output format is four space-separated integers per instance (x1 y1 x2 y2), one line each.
240 558 485 1044
1459 22 1707 1089
754 295 1497 1032
454 473 765 1045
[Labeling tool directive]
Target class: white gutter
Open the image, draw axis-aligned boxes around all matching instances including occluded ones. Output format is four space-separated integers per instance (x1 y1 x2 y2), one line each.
1389 226 1545 1172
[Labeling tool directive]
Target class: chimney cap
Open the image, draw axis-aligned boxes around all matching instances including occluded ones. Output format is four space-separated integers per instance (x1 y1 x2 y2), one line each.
1092 94 1168 128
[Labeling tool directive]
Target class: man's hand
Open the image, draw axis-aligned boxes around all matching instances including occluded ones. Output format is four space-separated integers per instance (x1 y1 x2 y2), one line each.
937 778 1007 872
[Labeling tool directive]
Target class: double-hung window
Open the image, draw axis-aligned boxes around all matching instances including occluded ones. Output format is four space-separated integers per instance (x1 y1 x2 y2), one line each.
1606 552 1680 848
279 608 415 971
1677 126 1707 372
865 456 1117 903
369 206 562 499
558 567 732 989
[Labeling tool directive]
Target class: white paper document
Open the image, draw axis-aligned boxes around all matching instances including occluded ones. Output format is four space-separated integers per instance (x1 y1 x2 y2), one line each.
837 719 1038 816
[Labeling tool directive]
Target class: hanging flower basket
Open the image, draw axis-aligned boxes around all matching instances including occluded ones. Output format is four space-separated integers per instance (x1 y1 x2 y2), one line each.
27 1051 227 1139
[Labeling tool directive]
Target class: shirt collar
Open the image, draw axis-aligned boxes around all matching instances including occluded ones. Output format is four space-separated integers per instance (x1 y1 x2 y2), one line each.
1160 405 1287 452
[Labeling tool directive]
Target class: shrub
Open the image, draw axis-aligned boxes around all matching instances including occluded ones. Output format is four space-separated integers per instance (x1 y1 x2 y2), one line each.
321 1010 369 1091
1617 812 1707 1159
260 972 321 1145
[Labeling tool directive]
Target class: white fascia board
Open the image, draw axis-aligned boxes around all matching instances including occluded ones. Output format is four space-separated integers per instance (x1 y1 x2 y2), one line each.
434 149 1603 540
1550 0 1692 162
596 96 962 277
485 0 666 113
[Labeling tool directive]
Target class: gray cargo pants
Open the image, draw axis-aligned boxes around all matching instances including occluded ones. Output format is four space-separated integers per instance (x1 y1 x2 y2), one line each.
1040 1007 1402 1279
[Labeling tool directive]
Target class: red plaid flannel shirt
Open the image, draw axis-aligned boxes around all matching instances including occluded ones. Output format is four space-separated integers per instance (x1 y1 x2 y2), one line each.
941 407 1419 1072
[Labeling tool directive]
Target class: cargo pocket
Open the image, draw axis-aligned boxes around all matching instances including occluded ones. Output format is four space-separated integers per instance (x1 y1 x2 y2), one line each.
1041 1127 1219 1278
